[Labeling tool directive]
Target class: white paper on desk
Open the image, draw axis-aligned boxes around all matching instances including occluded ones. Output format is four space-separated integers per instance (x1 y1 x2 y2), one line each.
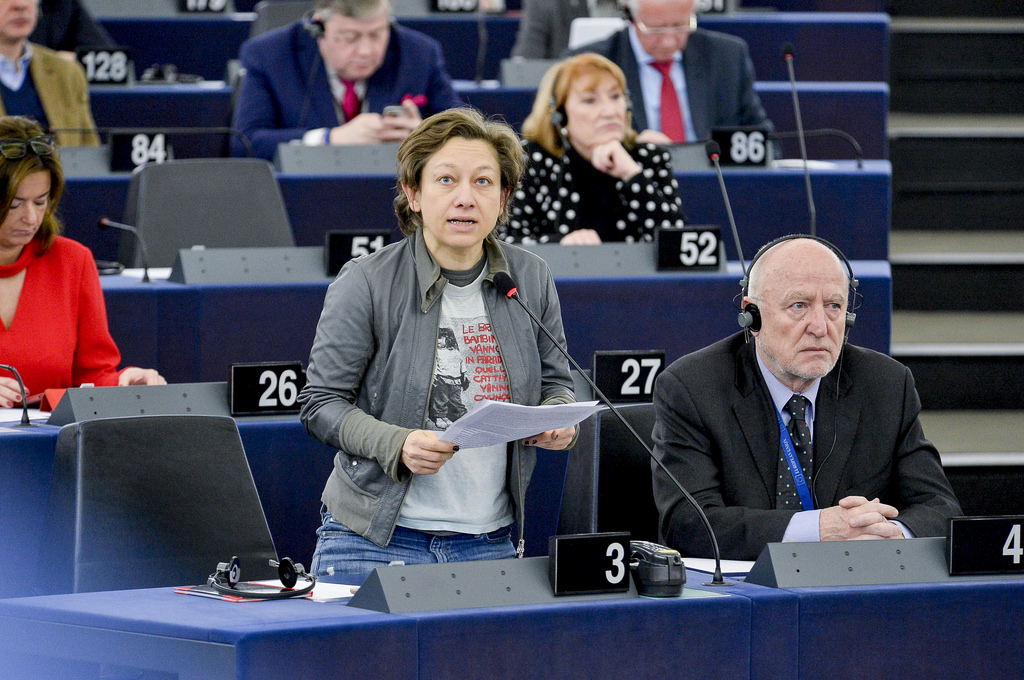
440 400 601 448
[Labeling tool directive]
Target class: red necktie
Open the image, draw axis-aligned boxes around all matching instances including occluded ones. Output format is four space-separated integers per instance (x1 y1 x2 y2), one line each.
652 61 685 142
341 80 360 122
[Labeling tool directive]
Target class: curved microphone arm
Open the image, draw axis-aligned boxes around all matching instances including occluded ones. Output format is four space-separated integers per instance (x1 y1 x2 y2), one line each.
767 128 865 170
492 272 730 587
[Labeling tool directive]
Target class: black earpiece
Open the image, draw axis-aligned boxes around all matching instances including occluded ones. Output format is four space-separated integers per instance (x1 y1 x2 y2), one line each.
303 10 325 39
737 303 761 332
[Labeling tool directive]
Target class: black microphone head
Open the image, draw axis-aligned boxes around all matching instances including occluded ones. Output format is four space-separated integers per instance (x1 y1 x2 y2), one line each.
781 43 795 59
493 271 518 298
705 140 721 160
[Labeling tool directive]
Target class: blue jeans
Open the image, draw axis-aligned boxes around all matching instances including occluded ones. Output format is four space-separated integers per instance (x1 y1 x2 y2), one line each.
311 511 517 581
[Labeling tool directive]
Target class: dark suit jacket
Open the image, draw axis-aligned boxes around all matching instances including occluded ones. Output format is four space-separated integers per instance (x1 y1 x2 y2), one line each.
231 21 462 160
31 0 114 52
568 27 771 142
511 0 590 59
651 332 962 561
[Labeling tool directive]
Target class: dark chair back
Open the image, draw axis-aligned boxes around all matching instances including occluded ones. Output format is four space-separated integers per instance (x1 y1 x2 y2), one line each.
42 415 278 594
118 158 295 268
557 403 661 543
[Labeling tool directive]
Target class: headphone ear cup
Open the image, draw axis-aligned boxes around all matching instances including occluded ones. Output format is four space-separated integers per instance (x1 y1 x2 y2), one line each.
738 303 761 332
277 557 298 589
303 12 325 39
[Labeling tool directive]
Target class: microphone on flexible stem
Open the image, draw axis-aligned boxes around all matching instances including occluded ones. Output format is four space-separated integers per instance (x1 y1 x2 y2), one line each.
492 271 731 587
706 141 746 272
98 218 151 283
781 42 816 236
475 5 489 85
0 363 34 427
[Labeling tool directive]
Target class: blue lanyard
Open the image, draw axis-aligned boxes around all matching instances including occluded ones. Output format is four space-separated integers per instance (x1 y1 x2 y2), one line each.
776 408 815 510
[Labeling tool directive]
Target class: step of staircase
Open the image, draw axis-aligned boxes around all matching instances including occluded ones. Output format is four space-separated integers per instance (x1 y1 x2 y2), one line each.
888 0 1024 18
889 114 1024 231
889 19 1024 114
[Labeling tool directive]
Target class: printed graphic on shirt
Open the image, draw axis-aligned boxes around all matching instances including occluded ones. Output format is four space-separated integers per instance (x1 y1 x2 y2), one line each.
427 319 509 430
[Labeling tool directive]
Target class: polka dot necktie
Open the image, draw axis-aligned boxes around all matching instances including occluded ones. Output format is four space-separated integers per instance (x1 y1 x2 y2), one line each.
776 394 813 510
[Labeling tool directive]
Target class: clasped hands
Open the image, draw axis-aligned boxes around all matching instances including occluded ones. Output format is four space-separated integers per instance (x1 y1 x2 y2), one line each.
401 426 575 476
820 496 905 541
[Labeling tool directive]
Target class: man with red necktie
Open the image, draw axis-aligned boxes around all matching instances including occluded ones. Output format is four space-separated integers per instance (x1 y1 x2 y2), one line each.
232 0 463 160
568 0 772 146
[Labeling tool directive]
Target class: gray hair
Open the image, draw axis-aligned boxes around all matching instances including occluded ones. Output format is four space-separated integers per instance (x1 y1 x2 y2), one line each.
313 0 390 20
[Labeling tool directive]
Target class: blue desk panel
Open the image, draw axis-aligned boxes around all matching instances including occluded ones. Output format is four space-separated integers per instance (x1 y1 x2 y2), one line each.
789 579 1024 680
98 13 887 83
0 584 754 680
84 81 886 162
60 160 892 264
98 260 891 384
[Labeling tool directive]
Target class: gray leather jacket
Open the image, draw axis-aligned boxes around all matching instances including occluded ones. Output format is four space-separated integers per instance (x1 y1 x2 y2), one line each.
299 229 575 550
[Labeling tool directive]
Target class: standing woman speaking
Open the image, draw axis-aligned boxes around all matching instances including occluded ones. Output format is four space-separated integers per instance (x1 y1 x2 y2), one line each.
299 107 577 580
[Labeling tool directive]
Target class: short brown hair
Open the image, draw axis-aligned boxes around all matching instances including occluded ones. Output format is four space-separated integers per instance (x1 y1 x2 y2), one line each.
0 116 65 251
522 53 637 156
394 107 525 236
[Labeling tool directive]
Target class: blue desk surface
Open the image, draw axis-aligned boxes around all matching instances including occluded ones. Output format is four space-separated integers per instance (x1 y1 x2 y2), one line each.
0 580 754 680
60 160 892 265
98 12 888 84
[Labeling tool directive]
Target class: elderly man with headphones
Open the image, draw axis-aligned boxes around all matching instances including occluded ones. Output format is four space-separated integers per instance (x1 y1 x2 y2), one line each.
650 235 962 561
231 0 462 160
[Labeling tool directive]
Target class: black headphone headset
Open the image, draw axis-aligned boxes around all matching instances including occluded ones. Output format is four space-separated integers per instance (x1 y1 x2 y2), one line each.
302 9 326 39
208 556 317 600
737 234 860 342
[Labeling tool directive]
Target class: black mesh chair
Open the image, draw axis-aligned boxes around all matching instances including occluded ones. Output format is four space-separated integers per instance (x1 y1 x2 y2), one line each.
557 403 661 543
117 158 295 268
41 415 278 594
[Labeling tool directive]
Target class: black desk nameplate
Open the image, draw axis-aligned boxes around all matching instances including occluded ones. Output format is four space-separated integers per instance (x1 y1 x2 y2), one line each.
549 532 631 596
948 515 1024 576
77 47 132 85
710 127 772 167
591 350 664 404
656 226 724 272
110 132 171 172
47 382 230 426
230 362 306 416
349 556 636 613
325 230 390 276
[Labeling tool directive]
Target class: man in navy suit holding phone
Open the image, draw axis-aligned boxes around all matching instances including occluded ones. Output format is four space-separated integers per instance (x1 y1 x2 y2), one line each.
231 0 462 160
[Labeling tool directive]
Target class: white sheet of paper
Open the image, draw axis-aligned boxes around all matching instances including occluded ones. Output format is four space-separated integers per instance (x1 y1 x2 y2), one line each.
440 400 602 448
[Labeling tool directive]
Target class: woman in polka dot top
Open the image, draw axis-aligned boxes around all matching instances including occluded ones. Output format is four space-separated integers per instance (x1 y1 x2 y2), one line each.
499 53 686 245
